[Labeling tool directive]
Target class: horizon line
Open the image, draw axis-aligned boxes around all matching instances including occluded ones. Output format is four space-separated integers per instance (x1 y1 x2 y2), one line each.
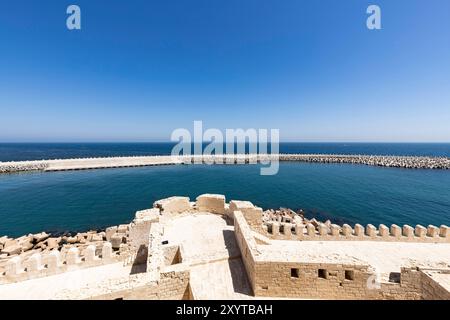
1 141 450 144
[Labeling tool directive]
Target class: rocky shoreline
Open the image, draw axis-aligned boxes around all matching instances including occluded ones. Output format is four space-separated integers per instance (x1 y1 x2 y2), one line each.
1 154 450 174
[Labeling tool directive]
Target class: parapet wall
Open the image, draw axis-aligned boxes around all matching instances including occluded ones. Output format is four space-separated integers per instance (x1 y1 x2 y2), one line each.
263 220 450 243
0 242 117 284
233 208 450 300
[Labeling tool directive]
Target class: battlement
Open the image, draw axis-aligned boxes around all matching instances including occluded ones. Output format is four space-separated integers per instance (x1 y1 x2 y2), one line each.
0 242 116 284
262 220 450 243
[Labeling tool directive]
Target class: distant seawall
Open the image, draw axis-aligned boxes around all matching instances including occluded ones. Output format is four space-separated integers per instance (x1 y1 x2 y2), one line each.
1 154 450 174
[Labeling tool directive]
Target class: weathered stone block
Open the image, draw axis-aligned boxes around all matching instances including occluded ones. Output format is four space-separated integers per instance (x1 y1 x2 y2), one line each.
272 222 280 236
84 245 97 263
378 224 389 237
196 194 226 214
342 224 353 236
66 247 80 265
28 253 43 272
282 223 293 237
117 224 129 234
105 226 118 241
5 256 22 276
366 224 377 237
427 225 439 237
110 233 123 250
295 224 305 238
135 208 160 220
306 223 316 237
154 196 191 214
46 237 61 250
390 224 402 238
354 224 365 237
33 232 49 243
1 244 22 256
439 225 449 238
102 242 112 260
415 225 427 238
330 224 341 236
46 250 61 271
402 225 414 238
318 223 328 236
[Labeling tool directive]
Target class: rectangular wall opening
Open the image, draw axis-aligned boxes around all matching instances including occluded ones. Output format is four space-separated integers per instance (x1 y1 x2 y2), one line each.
318 269 327 279
345 270 355 280
291 268 300 278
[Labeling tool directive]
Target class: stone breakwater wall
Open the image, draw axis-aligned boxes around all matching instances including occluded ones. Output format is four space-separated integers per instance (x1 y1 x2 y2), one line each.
1 153 450 174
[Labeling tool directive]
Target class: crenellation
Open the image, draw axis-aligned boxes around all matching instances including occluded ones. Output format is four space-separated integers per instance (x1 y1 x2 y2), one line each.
402 225 414 239
439 225 449 239
342 224 353 237
66 247 80 266
390 224 402 238
306 223 316 237
330 224 341 236
415 225 427 238
5 256 23 276
366 224 377 238
27 253 43 272
295 224 305 239
427 225 439 238
318 223 329 236
354 224 365 238
378 224 389 238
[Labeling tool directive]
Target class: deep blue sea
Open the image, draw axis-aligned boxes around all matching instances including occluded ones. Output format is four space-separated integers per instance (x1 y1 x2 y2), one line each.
0 143 449 237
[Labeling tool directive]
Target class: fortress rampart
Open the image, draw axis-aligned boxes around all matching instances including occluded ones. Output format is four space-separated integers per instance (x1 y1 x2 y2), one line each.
262 220 450 243
0 242 117 284
1 153 450 174
234 209 450 300
1 193 449 300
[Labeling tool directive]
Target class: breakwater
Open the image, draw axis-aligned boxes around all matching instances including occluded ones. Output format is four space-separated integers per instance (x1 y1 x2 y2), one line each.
1 154 450 174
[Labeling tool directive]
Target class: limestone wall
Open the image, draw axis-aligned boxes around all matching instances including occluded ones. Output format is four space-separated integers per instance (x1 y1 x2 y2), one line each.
229 200 262 228
421 270 450 300
0 242 116 284
128 208 160 264
153 196 192 214
196 194 226 214
263 221 450 243
233 210 258 295
233 208 450 300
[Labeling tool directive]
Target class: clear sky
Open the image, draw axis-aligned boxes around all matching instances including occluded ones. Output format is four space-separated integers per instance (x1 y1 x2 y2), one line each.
0 0 449 142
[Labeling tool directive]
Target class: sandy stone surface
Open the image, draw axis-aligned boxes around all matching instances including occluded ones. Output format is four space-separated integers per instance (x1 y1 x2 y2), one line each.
0 262 131 300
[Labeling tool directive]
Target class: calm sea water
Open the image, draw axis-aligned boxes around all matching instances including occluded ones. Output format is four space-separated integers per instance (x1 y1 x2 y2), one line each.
0 143 449 237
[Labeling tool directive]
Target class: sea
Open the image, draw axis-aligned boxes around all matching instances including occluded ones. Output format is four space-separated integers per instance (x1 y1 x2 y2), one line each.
0 142 449 237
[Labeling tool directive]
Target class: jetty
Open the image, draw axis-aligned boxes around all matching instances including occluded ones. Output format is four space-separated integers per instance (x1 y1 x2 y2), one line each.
1 154 450 174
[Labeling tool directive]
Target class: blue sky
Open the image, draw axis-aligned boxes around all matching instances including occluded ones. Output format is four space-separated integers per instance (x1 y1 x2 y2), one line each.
0 0 449 142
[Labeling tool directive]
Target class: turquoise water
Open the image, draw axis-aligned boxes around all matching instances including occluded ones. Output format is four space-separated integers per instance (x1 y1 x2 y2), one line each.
1 162 449 237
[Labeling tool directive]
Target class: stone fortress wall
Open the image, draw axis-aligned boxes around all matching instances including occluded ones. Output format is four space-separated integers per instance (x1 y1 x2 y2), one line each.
234 208 450 300
1 193 449 300
2 153 450 174
262 214 450 243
